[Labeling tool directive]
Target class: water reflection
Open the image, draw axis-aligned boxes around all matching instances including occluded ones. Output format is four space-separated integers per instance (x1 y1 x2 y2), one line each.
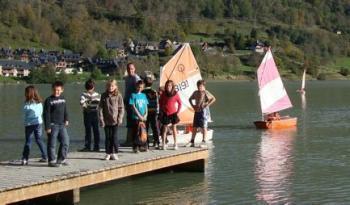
255 128 296 204
80 172 209 205
301 93 306 110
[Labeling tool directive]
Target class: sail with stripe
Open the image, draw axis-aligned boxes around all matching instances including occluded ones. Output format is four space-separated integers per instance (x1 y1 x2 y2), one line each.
257 49 292 114
159 43 202 124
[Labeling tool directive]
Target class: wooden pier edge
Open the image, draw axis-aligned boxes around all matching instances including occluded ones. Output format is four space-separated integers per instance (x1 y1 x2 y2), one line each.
0 149 208 205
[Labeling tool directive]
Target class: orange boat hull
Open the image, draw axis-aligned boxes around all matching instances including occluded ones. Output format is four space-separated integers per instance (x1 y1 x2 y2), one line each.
254 117 297 129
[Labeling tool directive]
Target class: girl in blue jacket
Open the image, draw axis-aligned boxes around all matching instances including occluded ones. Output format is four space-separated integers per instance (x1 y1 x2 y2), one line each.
21 85 47 165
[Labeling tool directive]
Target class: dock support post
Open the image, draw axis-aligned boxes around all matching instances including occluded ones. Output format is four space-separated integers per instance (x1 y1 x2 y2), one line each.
11 188 80 205
54 188 80 205
173 159 208 172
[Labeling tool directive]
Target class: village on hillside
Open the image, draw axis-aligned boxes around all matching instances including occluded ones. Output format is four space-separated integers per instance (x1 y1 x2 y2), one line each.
0 38 267 79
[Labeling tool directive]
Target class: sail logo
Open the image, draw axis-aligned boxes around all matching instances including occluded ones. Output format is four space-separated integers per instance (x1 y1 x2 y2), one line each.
175 80 189 92
177 64 185 72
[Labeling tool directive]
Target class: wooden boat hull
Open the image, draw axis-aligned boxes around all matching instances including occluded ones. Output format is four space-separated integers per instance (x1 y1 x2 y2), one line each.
254 117 297 129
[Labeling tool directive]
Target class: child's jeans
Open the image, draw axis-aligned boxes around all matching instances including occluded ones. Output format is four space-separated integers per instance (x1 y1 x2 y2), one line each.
22 124 47 160
47 124 70 163
104 125 119 154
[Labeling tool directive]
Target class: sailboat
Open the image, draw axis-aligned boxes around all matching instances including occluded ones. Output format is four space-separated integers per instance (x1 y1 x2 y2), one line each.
159 43 213 144
254 48 297 129
297 69 306 94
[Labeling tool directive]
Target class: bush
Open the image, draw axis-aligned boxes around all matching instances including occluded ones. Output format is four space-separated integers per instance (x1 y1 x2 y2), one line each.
28 66 56 84
317 73 326 80
339 68 349 76
90 68 103 80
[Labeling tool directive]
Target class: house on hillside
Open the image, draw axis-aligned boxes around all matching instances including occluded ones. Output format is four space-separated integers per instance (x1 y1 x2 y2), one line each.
106 40 127 58
61 52 82 69
20 53 30 62
132 41 159 55
251 40 267 53
85 58 125 75
159 39 174 50
0 60 35 77
0 48 14 60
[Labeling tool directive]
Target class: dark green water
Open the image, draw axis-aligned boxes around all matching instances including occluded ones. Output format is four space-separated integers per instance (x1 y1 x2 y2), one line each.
1 81 350 204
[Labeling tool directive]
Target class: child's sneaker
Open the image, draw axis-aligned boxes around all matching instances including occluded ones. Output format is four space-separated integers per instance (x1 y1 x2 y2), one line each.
154 143 160 149
133 147 139 153
185 141 195 147
104 154 111 160
174 144 178 150
21 159 28 166
48 162 59 167
110 154 118 160
38 158 47 163
162 144 167 150
200 140 207 148
57 159 69 166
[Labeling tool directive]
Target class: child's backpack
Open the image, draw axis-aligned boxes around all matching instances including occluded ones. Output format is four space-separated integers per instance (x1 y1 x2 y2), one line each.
138 121 148 145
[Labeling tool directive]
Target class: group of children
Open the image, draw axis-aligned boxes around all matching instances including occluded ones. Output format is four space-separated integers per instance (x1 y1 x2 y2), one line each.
20 69 216 166
22 81 69 167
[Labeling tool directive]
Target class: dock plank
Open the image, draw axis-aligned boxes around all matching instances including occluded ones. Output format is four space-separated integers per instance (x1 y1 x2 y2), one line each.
0 147 208 204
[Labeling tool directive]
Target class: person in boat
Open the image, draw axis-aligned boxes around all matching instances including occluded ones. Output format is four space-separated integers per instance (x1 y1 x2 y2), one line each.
265 112 281 121
129 80 149 153
297 88 306 94
159 80 182 150
187 80 216 147
123 63 141 146
142 77 160 149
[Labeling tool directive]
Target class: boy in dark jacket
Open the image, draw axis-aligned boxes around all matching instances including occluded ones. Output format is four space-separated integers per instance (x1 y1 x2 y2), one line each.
142 77 160 148
44 81 70 167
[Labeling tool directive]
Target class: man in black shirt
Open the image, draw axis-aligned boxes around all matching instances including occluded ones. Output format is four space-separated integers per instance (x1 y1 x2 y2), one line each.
44 81 70 167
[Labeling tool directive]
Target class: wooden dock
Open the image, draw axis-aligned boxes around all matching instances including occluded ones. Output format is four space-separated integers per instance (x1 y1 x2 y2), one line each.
0 147 208 205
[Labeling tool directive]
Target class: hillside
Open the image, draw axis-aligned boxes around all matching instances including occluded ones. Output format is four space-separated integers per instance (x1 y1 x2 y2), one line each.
0 0 350 79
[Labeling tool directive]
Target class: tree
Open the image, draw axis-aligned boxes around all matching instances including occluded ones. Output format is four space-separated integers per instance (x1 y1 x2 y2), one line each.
202 0 224 19
28 66 56 84
96 44 109 59
57 71 68 83
90 67 103 80
250 28 258 39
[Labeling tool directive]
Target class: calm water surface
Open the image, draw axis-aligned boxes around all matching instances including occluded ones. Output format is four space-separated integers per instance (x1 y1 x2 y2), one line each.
1 81 350 204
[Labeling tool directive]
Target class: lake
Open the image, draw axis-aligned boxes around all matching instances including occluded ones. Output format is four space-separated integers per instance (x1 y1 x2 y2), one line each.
1 81 350 204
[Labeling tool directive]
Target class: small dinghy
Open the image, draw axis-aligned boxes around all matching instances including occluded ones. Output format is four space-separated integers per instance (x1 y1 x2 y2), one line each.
254 48 297 129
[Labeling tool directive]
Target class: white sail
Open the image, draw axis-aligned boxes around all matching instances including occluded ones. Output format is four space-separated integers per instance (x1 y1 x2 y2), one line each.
301 69 306 90
159 43 202 124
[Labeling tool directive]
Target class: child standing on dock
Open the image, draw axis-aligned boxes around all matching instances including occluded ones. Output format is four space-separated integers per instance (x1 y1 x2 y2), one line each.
99 80 124 160
21 86 47 165
159 80 182 150
142 77 160 148
129 80 149 153
188 80 216 147
44 81 70 167
80 79 101 152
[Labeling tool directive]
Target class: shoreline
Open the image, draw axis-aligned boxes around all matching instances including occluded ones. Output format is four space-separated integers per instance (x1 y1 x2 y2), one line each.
1 73 350 85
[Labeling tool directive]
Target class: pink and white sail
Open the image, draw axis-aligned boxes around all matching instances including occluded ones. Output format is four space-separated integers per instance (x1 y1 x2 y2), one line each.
257 49 292 114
